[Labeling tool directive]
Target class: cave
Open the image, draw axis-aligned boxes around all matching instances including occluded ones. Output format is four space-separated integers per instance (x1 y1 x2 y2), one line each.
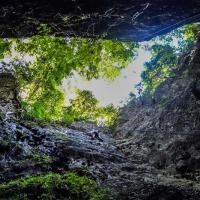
0 1 200 200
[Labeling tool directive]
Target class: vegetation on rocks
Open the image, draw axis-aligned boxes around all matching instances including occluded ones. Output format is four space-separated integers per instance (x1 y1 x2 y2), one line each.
31 152 51 163
0 39 11 59
0 0 200 198
0 172 109 200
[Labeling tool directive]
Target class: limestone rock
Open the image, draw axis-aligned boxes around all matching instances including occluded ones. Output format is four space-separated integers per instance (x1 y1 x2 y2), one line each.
0 0 200 41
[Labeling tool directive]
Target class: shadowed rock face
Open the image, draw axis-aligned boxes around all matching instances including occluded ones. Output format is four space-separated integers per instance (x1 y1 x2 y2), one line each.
114 34 200 199
0 0 200 41
1 120 200 200
0 66 18 121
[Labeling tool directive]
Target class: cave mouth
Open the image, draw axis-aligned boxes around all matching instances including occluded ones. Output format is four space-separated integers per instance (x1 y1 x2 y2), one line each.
0 23 198 127
1 2 200 199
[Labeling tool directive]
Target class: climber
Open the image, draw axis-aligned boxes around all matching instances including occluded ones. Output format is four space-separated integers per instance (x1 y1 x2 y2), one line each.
135 82 144 105
191 81 200 100
88 129 103 142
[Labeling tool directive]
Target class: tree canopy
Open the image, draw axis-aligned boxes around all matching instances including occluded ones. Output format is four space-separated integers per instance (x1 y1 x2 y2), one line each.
140 23 200 94
0 35 137 126
0 23 198 126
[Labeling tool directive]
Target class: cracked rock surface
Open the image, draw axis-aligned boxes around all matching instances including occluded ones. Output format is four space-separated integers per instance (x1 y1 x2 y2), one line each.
0 0 200 41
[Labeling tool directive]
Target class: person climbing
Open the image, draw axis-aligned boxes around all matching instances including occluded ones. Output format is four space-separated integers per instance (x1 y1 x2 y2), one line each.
135 82 144 105
88 129 103 142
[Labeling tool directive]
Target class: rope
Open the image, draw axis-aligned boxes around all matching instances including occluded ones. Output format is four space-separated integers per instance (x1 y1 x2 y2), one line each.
143 12 200 41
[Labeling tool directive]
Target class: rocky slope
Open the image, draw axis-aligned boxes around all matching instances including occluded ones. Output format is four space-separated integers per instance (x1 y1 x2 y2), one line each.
1 36 200 200
114 35 200 198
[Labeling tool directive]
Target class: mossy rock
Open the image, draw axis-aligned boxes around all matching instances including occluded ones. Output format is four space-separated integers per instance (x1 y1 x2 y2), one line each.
0 172 109 200
30 152 51 163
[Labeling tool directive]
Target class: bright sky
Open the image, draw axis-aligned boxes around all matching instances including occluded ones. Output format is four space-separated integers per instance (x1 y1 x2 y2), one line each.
62 45 151 107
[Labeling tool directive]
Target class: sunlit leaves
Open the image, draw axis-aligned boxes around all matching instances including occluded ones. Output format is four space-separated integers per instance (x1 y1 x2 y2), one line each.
64 89 119 126
141 44 177 93
68 89 99 120
14 36 136 124
0 39 11 59
16 37 137 81
141 23 199 94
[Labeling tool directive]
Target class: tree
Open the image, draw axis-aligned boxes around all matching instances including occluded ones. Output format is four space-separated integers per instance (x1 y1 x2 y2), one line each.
141 44 177 93
66 89 99 121
140 23 200 94
63 89 119 126
0 39 11 59
12 36 137 124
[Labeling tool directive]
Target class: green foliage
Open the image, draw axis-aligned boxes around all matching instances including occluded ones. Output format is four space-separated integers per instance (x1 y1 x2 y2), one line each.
0 172 109 200
140 23 200 94
13 37 136 125
36 23 52 35
64 89 119 126
31 152 50 163
97 104 119 128
150 23 200 52
67 89 99 121
0 39 11 59
141 44 177 93
171 23 200 50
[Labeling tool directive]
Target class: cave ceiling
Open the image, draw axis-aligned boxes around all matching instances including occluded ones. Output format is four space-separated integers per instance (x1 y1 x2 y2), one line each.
1 0 200 41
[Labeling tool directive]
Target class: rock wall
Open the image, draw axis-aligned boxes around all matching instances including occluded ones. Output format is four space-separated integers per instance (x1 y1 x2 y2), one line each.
0 0 200 41
1 119 200 199
115 34 200 189
0 65 18 121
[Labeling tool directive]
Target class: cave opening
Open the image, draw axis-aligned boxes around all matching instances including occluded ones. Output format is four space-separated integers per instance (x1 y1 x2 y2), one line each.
0 23 198 129
1 1 200 199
